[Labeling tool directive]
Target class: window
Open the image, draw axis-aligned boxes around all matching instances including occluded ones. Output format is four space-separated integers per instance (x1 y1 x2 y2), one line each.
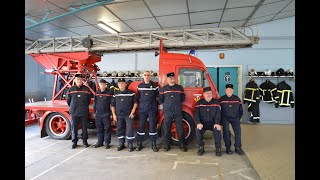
178 68 206 88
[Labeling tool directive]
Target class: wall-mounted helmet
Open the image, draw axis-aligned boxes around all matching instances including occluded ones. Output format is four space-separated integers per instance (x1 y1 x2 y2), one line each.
285 69 294 76
111 71 117 77
249 68 257 76
118 71 124 77
102 71 108 77
257 71 265 76
264 69 272 76
276 68 285 76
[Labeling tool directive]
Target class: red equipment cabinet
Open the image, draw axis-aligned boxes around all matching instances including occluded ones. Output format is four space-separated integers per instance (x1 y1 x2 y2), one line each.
25 41 219 145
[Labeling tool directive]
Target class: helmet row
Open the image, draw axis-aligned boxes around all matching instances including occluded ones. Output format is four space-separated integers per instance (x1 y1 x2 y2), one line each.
98 70 158 77
249 68 294 76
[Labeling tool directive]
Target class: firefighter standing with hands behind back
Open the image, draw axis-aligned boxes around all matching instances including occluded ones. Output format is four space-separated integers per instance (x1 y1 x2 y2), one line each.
93 79 113 149
136 71 159 152
111 78 138 152
219 84 244 155
66 73 91 149
159 72 187 152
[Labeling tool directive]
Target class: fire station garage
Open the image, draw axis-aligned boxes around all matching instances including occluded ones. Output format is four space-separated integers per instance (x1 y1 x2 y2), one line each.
25 0 295 180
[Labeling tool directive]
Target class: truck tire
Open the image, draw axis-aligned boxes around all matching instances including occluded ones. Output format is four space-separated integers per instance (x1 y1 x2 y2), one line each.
161 112 195 146
45 112 71 140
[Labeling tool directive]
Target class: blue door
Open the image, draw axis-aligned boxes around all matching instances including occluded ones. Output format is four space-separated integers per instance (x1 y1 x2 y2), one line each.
207 67 239 96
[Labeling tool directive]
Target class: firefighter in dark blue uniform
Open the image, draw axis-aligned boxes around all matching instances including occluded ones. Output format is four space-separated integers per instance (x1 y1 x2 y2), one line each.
194 87 222 156
93 79 113 149
219 84 244 155
136 71 159 152
66 73 91 149
159 72 187 152
111 78 138 152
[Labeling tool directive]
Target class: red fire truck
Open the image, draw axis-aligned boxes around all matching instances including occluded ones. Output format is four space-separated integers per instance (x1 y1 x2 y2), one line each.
25 28 257 145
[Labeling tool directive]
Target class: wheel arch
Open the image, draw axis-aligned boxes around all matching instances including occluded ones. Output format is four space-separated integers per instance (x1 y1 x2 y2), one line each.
40 111 71 138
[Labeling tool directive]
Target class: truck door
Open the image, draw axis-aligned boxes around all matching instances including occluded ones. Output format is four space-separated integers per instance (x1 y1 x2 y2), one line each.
207 67 239 96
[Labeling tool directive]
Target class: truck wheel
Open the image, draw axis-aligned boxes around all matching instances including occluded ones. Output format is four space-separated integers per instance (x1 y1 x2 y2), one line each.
45 112 71 140
160 112 195 146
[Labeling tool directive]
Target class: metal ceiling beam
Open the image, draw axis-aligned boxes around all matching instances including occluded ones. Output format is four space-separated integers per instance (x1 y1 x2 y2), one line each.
25 0 114 30
242 0 266 27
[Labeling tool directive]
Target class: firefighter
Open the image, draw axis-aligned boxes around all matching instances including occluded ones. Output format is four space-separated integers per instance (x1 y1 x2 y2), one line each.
159 72 187 152
66 73 91 149
244 79 260 123
219 84 244 155
111 78 138 152
136 71 159 152
194 87 222 156
93 79 113 149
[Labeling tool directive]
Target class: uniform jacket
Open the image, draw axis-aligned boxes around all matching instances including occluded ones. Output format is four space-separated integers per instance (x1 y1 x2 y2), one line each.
259 80 279 103
67 85 91 117
137 81 159 112
276 81 294 108
219 95 243 119
244 80 260 103
194 98 221 126
111 89 138 115
159 84 185 114
94 88 113 115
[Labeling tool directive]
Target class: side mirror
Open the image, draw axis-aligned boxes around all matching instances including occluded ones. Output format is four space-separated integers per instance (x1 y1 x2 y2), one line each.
155 51 159 57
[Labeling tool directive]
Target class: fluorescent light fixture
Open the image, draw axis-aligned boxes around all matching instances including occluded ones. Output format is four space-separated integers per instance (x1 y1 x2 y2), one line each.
98 21 118 34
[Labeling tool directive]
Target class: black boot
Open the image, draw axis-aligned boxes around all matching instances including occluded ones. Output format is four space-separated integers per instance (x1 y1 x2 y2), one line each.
216 148 222 156
83 141 89 148
163 144 170 152
135 141 143 151
235 147 245 155
152 141 158 152
117 143 125 151
226 147 233 154
128 143 134 152
197 145 204 156
71 142 77 149
179 143 187 152
105 143 111 149
94 142 103 148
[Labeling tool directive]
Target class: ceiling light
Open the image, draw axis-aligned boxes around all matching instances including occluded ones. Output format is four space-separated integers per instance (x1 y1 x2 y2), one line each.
97 21 118 34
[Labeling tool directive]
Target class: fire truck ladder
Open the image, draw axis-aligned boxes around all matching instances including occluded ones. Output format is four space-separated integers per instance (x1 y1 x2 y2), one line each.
25 27 259 54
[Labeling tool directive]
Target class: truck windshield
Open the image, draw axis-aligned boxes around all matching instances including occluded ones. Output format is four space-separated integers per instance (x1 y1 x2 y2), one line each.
178 68 208 88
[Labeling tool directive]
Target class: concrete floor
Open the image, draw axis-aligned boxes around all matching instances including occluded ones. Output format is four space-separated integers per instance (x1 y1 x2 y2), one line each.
26 124 261 180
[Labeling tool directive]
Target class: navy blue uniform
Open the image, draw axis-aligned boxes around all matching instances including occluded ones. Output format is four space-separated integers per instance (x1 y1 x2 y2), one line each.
137 81 159 142
194 98 222 148
219 95 243 148
94 88 113 145
66 85 91 143
159 84 186 145
111 89 138 145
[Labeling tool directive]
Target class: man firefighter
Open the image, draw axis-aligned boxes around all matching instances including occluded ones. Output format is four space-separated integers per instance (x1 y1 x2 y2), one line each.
194 87 222 156
66 73 91 149
159 72 187 152
219 84 244 155
93 79 113 149
111 78 138 152
136 71 159 152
